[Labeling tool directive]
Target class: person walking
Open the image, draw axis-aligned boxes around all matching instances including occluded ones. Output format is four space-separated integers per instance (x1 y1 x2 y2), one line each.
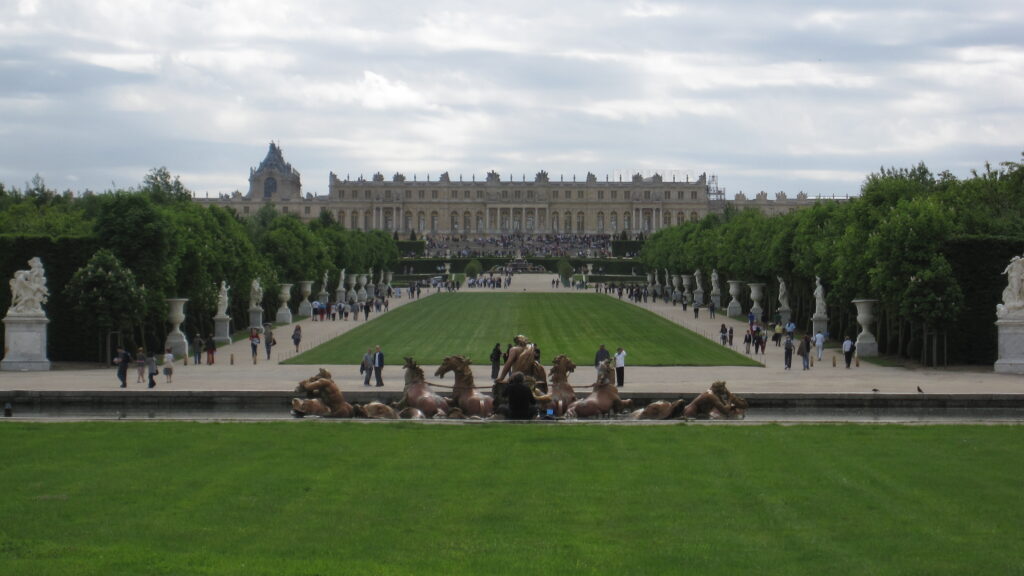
249 328 260 363
842 336 855 368
162 348 174 384
146 352 158 389
728 326 735 347
264 326 275 360
798 334 811 370
719 323 728 345
489 343 502 380
205 334 217 365
360 347 373 386
291 325 302 353
783 335 794 370
814 330 826 361
743 330 752 354
614 347 627 388
594 344 611 375
192 333 204 366
115 346 131 388
135 347 146 383
373 345 385 387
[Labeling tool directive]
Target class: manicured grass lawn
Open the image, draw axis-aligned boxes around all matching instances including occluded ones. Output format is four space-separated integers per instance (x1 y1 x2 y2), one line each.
286 293 759 367
1 423 1022 575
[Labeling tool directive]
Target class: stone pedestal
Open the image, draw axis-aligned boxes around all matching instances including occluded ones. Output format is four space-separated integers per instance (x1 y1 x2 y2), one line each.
317 290 330 306
852 299 878 357
1 315 50 371
693 288 705 307
681 275 693 305
812 314 829 340
277 283 294 324
748 283 765 318
778 307 792 327
727 280 744 317
165 298 189 359
710 290 721 310
249 306 263 330
297 281 313 317
994 317 1024 374
213 314 232 346
335 288 345 304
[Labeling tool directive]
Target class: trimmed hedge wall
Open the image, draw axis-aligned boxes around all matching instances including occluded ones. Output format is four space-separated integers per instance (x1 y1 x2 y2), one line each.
395 240 425 257
611 240 644 257
944 235 1024 364
0 235 101 362
399 257 640 276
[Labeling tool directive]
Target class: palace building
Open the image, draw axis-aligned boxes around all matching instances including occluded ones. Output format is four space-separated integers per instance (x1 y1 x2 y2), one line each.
201 142 828 236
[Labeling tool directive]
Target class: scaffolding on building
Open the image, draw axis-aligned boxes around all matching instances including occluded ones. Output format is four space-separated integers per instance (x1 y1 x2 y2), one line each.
707 174 727 212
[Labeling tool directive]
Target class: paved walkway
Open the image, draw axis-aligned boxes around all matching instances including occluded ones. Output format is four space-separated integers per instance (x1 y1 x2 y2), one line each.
2 274 1021 396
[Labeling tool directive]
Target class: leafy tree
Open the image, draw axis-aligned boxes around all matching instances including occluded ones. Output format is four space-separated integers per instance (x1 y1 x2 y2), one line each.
464 259 482 278
64 249 146 355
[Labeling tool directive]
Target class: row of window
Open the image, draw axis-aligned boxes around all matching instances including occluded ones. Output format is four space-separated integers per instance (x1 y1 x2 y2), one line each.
331 188 704 201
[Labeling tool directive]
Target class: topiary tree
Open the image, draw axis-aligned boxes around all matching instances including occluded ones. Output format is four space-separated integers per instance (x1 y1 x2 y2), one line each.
64 249 146 360
464 259 482 278
557 258 573 284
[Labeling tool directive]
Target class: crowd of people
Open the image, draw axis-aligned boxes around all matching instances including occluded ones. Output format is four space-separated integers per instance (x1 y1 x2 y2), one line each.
423 233 618 258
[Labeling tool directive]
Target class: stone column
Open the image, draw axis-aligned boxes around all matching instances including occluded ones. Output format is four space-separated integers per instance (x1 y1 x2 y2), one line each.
165 298 189 358
727 280 744 317
748 283 765 318
276 283 293 324
297 281 313 317
852 299 878 357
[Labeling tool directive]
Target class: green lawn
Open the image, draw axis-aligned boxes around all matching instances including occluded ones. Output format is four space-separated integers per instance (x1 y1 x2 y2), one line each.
1 423 1021 575
287 293 759 367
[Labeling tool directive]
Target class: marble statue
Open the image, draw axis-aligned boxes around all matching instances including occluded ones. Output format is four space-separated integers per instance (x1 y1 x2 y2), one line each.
711 269 720 294
777 276 789 310
338 269 346 291
216 281 230 316
694 269 703 289
997 254 1024 317
322 271 329 292
7 257 48 315
250 278 263 310
813 276 827 317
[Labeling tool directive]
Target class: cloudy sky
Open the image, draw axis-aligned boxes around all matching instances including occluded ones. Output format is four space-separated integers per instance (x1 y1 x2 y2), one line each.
1 0 1022 199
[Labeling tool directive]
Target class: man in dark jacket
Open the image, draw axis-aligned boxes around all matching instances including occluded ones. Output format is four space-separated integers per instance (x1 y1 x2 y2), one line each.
505 372 537 420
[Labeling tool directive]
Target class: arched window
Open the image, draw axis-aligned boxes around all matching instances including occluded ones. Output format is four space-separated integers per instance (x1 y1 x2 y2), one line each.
690 211 699 222
463 211 471 232
597 211 605 232
576 211 585 233
263 177 276 199
563 212 571 232
450 211 459 232
364 211 372 230
610 212 618 232
404 211 412 231
551 211 559 232
676 211 684 225
624 212 632 231
338 210 345 225
431 211 438 232
350 210 359 229
475 212 484 232
417 212 425 232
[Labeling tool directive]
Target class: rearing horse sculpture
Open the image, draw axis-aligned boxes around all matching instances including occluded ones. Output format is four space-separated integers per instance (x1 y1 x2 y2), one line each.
291 368 355 418
542 354 578 417
394 357 449 418
435 355 494 418
565 359 632 418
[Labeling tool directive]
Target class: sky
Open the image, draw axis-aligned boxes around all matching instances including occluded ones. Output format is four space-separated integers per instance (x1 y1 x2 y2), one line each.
1 1 1022 199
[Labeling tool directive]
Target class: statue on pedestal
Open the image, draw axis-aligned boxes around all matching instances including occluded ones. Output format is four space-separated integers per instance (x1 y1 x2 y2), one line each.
216 281 230 317
997 255 1024 318
777 276 790 310
8 257 48 316
711 269 720 295
813 276 827 317
250 278 263 310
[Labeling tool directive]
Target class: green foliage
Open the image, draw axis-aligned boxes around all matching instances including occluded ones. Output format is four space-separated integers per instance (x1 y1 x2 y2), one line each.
64 249 146 342
556 257 573 280
464 259 483 278
396 240 425 256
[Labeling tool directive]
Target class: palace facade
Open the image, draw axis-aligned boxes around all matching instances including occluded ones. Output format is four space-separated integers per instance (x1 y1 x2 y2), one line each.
201 143 828 236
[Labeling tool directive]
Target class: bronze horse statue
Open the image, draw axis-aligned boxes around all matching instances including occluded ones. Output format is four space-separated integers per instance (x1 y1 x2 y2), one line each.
542 354 578 417
495 335 548 392
629 399 687 420
393 357 449 418
565 359 632 418
291 368 355 418
435 355 494 418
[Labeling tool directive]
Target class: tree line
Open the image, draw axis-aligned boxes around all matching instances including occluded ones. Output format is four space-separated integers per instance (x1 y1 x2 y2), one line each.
640 156 1024 365
0 168 399 361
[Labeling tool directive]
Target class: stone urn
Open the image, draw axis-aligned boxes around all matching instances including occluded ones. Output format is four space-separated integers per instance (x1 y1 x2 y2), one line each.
357 274 368 303
727 280 744 317
672 275 681 290
165 298 189 358
852 299 879 356
681 275 693 304
297 280 313 316
277 283 293 324
748 283 765 319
